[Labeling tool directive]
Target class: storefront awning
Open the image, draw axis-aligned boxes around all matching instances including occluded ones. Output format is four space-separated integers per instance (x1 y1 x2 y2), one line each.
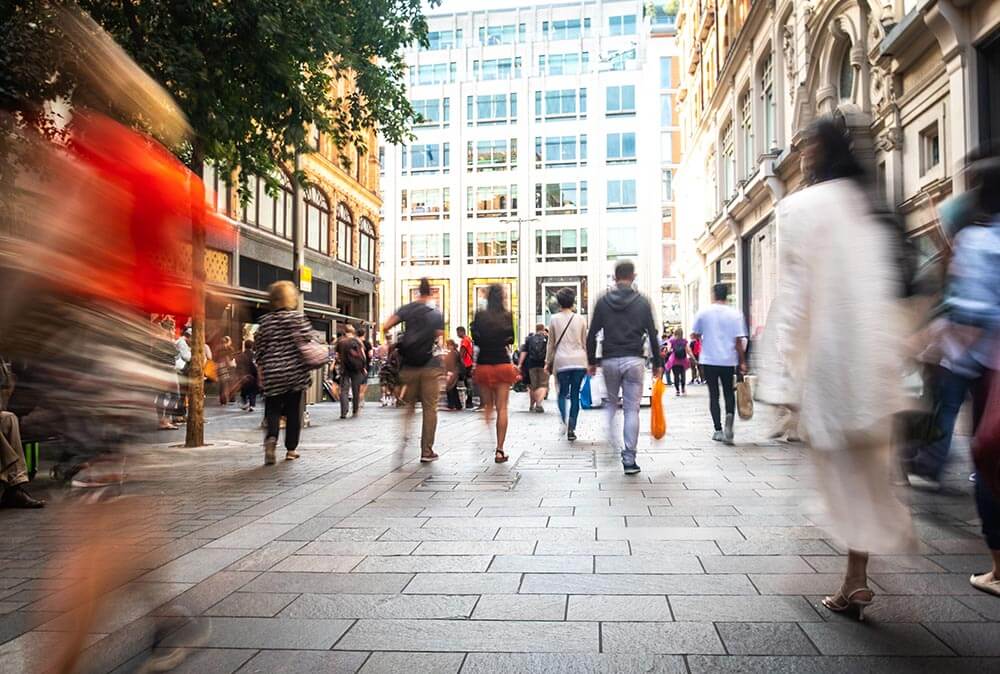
208 285 365 323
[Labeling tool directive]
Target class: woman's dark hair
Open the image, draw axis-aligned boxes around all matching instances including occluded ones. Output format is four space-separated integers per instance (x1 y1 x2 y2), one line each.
803 117 865 185
556 287 576 309
484 283 506 314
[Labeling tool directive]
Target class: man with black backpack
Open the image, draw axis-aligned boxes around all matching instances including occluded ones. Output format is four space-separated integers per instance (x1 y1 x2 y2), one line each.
382 278 445 462
336 324 369 419
518 324 550 413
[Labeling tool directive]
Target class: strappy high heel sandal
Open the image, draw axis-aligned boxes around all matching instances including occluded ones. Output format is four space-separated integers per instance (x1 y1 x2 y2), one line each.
494 449 509 463
822 586 875 621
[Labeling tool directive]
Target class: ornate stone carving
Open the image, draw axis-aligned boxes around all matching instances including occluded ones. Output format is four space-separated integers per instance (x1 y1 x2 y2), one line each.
782 22 796 91
869 62 896 115
875 126 903 152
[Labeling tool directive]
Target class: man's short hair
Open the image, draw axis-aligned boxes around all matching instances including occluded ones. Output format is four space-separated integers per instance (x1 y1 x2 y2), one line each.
418 277 432 297
712 283 729 302
456 326 466 336
556 287 576 309
535 323 546 332
614 260 635 280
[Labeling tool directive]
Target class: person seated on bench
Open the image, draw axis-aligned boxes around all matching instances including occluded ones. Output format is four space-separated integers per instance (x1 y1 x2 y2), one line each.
0 411 44 508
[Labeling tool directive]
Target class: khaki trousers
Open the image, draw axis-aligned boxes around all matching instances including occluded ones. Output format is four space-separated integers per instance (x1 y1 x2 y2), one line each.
400 366 442 454
0 411 29 486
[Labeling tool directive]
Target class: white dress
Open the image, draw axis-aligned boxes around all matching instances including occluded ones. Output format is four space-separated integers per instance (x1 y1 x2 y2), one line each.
758 178 916 553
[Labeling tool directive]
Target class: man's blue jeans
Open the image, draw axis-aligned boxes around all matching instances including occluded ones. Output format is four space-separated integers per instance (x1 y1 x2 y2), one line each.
912 366 972 479
556 368 586 431
601 357 645 466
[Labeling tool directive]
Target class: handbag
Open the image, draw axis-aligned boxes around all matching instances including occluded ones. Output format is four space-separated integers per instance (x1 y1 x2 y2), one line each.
299 340 329 370
973 369 1000 498
650 377 667 439
203 359 218 381
736 375 754 420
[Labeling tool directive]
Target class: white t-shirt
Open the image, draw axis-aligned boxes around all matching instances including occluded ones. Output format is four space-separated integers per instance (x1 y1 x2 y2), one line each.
693 303 748 367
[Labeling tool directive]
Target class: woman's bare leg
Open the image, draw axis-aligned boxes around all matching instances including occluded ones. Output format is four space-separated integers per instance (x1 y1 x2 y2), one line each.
493 384 510 451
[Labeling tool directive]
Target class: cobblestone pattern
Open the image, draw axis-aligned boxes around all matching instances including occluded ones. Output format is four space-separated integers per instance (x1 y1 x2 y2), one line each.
1 386 998 672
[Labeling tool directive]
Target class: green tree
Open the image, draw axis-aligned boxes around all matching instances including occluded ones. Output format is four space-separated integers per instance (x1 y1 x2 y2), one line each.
3 1 434 446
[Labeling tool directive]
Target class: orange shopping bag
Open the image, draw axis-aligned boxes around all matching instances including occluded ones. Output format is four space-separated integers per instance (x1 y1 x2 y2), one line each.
651 377 667 439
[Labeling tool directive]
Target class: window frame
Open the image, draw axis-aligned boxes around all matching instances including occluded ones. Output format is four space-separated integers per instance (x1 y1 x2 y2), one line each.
303 185 330 254
534 181 588 216
606 179 638 211
606 132 637 164
336 202 355 265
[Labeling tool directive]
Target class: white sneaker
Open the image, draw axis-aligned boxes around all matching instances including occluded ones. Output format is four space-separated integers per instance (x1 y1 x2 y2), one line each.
970 571 1000 596
712 430 725 442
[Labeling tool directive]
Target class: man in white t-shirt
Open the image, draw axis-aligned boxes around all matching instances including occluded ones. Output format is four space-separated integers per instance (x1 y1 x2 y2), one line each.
692 283 748 445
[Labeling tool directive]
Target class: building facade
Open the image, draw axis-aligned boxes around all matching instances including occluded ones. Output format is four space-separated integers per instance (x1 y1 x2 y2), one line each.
202 95 382 348
673 0 1000 355
380 0 679 341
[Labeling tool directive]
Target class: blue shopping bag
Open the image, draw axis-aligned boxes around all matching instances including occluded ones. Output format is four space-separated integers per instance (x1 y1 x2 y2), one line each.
580 375 593 409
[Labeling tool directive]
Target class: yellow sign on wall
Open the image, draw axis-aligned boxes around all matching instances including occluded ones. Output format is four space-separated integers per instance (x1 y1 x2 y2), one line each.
299 266 313 293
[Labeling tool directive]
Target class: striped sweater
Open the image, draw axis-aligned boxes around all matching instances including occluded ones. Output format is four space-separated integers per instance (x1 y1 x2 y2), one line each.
254 309 313 396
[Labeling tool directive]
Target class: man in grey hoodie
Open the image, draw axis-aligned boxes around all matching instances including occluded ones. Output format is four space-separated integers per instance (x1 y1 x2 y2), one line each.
587 260 663 474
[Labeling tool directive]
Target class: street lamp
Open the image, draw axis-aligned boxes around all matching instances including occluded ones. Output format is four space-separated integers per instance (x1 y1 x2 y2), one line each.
500 216 539 341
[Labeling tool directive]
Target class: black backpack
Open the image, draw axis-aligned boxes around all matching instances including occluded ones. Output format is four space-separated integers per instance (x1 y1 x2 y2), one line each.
397 304 436 367
344 338 367 373
527 333 547 363
673 339 686 357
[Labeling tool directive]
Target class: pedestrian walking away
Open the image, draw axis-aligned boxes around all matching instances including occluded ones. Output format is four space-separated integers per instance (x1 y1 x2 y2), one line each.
519 323 550 412
255 281 316 465
692 283 748 445
336 325 369 419
382 277 445 462
456 326 476 409
757 117 918 619
586 260 663 474
235 339 259 412
444 339 463 410
545 287 588 442
470 284 520 462
689 332 703 384
666 327 693 396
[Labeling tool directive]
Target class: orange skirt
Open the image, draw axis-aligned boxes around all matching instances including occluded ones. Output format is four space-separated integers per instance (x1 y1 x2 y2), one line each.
474 363 520 388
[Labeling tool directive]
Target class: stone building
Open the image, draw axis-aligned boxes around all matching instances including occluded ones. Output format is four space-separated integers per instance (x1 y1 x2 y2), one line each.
673 0 1000 350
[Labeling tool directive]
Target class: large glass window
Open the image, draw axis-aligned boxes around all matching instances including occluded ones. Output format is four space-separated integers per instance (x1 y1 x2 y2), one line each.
606 132 636 163
534 135 587 168
467 139 517 172
535 228 588 262
721 120 736 199
534 88 587 120
607 179 637 211
466 231 518 264
413 98 450 128
304 186 329 254
838 48 854 101
606 85 636 115
478 23 526 45
467 93 518 125
241 173 293 240
336 202 354 264
473 57 522 81
740 90 754 177
661 169 674 201
401 233 451 265
402 143 450 175
660 56 673 88
538 52 589 76
423 29 462 51
606 227 639 258
203 161 231 216
660 94 673 126
534 181 587 215
359 217 375 272
401 188 450 220
467 185 518 218
542 18 590 40
409 62 456 86
608 14 637 36
606 46 638 71
761 53 776 150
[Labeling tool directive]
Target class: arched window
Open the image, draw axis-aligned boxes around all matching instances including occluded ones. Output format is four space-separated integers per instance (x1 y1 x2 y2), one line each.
242 173 293 240
838 47 854 102
304 186 330 254
359 217 376 272
336 202 354 264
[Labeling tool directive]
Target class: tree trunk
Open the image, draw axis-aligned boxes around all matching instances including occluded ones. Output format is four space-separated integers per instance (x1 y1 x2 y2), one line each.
186 142 207 448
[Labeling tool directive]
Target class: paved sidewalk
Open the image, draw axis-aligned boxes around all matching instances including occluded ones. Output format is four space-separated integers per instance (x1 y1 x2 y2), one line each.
1 385 998 673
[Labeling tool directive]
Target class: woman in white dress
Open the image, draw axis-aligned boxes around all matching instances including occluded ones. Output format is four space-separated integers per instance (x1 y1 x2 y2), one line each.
757 118 916 620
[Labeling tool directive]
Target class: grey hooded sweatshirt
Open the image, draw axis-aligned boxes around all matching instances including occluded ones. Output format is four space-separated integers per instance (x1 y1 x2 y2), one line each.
586 284 662 368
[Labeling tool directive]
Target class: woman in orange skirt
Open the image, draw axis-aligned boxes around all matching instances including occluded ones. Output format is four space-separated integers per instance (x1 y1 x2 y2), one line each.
470 284 519 463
